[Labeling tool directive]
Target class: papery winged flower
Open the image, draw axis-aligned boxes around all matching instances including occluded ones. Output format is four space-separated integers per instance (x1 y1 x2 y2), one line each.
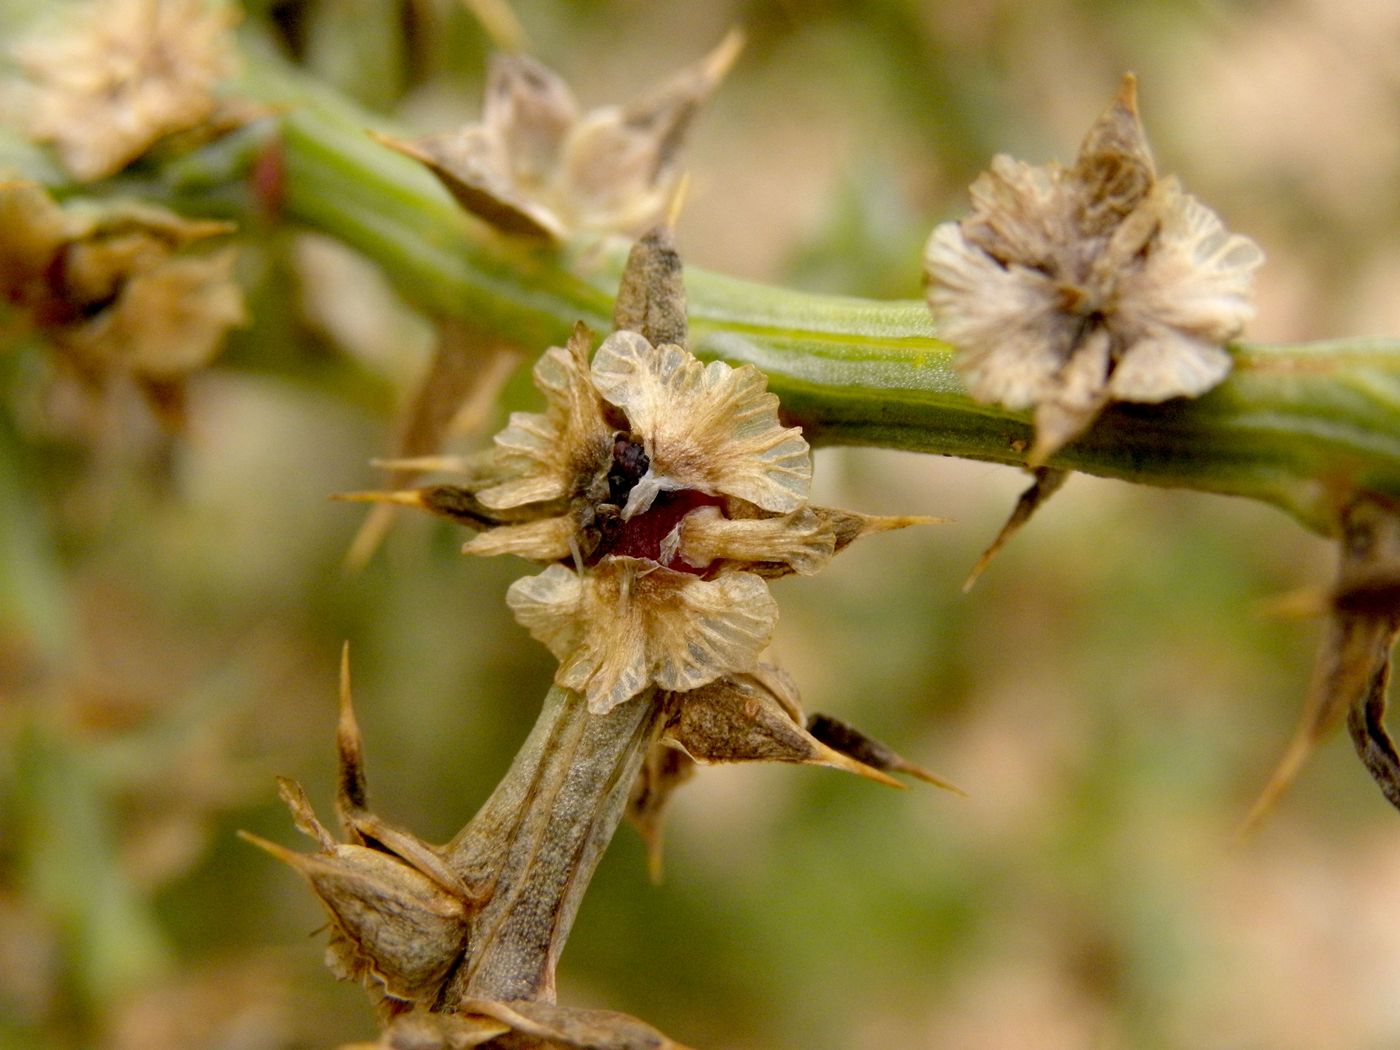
11 0 241 182
441 322 925 715
377 32 743 240
924 75 1264 465
0 182 245 425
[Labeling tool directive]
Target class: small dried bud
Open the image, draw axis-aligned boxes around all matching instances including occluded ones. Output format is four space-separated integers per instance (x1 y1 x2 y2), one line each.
244 651 475 1006
924 74 1264 465
377 32 741 240
664 672 900 785
243 781 470 1005
12 0 241 181
613 227 687 348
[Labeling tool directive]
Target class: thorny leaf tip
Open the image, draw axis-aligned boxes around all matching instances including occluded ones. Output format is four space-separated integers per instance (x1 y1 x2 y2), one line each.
963 467 1070 591
807 713 966 796
337 642 370 822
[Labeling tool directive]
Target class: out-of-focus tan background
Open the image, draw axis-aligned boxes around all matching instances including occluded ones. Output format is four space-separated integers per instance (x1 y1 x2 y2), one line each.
3 1 1400 1048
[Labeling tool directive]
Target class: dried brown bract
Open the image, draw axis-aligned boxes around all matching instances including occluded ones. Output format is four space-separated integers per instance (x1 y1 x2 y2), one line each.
376 32 742 240
11 0 241 182
627 666 964 875
0 183 244 426
1243 495 1400 828
242 650 477 1010
924 75 1263 465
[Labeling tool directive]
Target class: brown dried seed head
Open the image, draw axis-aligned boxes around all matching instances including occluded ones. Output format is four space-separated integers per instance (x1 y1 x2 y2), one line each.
925 73 1263 466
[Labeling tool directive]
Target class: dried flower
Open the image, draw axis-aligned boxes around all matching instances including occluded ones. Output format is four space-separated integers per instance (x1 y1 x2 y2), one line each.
0 183 244 425
342 230 941 715
361 319 928 715
339 230 956 887
377 32 742 240
924 75 1264 465
12 0 241 181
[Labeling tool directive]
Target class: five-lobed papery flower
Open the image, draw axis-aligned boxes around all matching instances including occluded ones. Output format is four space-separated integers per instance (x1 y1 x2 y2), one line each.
487 322 907 714
11 0 241 182
360 313 932 716
924 74 1264 466
378 32 743 241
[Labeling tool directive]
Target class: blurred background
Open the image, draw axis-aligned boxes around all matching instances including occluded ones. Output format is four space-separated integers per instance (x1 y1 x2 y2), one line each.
3 1 1400 1048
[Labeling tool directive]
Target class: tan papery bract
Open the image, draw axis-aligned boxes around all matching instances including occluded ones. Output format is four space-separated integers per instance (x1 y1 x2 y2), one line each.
378 33 740 241
508 558 778 715
478 323 613 510
591 330 812 518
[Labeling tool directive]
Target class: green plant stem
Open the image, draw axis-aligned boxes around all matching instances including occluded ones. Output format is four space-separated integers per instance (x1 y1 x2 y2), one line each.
213 54 1400 535
442 686 664 1005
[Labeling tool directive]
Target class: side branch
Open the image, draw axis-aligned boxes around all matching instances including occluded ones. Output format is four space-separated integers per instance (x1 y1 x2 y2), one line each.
209 56 1400 534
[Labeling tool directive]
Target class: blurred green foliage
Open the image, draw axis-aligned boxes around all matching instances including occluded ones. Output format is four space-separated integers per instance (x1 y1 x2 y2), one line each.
3 1 1400 1048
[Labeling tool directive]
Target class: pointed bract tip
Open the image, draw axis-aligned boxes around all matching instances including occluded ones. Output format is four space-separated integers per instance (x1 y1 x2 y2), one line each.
367 128 425 164
1236 735 1315 839
1255 586 1330 621
898 763 968 796
237 828 305 867
342 502 396 574
331 489 428 508
813 743 906 789
665 172 692 233
1116 72 1139 115
703 28 747 84
865 513 950 534
368 454 474 474
339 642 353 717
646 839 666 886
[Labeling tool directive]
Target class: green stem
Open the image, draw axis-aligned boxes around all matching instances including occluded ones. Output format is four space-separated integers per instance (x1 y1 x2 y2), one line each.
442 686 664 1005
217 54 1400 534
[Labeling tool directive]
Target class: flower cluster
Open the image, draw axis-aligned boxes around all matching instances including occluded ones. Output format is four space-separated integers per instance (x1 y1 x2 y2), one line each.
10 0 241 182
924 75 1264 465
378 32 742 240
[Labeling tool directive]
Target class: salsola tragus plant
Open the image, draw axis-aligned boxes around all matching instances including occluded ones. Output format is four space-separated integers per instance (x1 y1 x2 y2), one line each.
2 1 1398 1046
